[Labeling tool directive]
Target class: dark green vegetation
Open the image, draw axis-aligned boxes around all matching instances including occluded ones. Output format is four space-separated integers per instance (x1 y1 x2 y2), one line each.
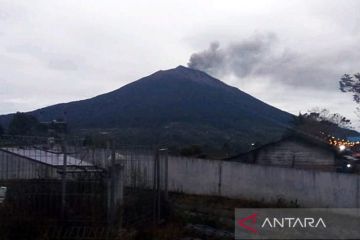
1 112 66 137
0 66 294 155
7 112 43 135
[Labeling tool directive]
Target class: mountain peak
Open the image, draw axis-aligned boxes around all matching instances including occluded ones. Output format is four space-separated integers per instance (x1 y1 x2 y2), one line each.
164 65 199 73
175 65 188 69
155 65 228 89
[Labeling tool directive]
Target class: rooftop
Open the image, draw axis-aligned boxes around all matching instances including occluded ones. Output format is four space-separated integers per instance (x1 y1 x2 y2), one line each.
0 147 93 167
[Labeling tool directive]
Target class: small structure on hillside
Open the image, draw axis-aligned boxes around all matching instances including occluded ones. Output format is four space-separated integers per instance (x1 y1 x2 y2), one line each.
228 134 340 171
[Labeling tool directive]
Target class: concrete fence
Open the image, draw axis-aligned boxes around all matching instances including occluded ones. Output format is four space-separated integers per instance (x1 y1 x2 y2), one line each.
167 156 360 208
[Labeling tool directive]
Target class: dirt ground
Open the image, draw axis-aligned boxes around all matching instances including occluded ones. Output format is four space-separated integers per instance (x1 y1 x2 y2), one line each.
124 192 299 240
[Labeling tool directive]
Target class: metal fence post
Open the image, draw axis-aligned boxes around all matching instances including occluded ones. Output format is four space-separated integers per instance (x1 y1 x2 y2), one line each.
153 148 159 225
160 148 169 203
106 171 112 225
157 149 161 224
61 140 67 221
107 139 125 228
106 140 113 226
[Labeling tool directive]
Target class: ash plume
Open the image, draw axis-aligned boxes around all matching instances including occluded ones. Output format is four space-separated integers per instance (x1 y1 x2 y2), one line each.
188 33 279 79
187 33 347 89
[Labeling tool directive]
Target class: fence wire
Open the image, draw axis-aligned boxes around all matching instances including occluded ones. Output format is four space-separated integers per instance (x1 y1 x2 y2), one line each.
0 135 168 240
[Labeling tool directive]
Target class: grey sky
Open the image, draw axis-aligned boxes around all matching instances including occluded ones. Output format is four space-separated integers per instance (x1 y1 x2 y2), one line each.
1 0 360 127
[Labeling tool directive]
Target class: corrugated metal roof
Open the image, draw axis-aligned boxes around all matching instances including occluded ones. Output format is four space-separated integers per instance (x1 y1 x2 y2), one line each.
1 147 93 167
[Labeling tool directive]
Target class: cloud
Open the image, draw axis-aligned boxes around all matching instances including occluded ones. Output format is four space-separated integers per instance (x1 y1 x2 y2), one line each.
47 59 78 71
6 44 79 71
1 0 360 127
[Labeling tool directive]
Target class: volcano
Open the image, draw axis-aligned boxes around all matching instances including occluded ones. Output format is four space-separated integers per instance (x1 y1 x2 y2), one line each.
0 66 294 154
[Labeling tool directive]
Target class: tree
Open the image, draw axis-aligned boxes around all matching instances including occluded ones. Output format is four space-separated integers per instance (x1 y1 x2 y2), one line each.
304 108 351 129
0 124 4 135
8 112 40 136
339 73 360 103
294 108 352 138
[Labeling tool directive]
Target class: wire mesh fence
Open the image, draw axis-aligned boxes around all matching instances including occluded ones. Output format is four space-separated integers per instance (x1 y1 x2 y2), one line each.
0 135 169 240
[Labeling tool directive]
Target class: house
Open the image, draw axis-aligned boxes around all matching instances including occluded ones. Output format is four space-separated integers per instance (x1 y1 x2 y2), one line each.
227 134 340 171
0 147 95 180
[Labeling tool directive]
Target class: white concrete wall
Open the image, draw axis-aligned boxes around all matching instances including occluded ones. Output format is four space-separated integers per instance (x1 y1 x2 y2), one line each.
167 156 360 208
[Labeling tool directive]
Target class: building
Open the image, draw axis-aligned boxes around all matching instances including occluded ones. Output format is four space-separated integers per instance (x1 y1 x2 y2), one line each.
227 134 340 171
0 147 94 180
